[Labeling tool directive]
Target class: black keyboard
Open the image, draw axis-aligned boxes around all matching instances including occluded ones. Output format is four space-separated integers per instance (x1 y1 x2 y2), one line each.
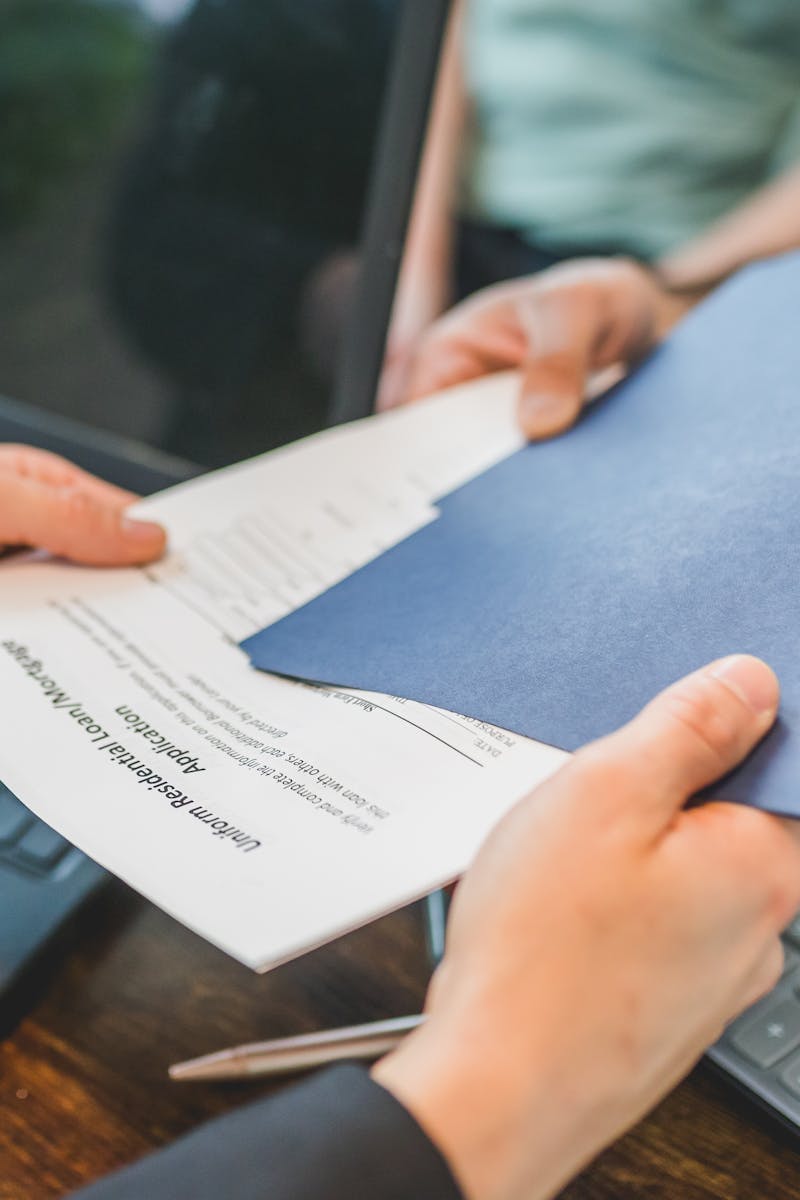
0 781 107 1033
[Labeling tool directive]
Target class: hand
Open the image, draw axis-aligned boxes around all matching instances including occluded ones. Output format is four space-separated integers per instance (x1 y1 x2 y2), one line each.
390 258 695 439
0 444 166 566
375 655 800 1200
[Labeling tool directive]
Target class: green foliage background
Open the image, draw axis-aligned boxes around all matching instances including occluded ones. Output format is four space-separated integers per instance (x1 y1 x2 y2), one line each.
0 0 151 227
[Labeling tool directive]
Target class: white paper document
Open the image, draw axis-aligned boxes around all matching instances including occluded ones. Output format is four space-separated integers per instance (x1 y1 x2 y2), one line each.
0 374 565 970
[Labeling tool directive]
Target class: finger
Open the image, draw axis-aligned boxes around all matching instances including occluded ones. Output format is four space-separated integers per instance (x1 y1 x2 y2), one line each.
405 324 526 405
572 655 780 823
677 801 800 930
0 444 137 508
404 285 530 405
516 262 656 440
403 341 482 405
515 287 599 439
0 474 166 565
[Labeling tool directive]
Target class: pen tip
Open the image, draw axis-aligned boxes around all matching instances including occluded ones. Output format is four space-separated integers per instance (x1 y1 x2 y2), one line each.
167 1051 242 1082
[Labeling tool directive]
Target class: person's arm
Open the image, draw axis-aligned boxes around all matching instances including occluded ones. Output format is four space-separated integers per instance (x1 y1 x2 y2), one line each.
0 445 164 565
69 1063 463 1200
70 655 800 1200
391 162 800 421
657 163 800 293
378 0 466 410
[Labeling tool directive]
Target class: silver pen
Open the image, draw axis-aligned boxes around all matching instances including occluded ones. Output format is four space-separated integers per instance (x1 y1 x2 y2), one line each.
169 1014 425 1082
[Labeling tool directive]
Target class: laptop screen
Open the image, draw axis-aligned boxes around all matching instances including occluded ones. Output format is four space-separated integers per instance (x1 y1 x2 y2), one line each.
0 0 448 467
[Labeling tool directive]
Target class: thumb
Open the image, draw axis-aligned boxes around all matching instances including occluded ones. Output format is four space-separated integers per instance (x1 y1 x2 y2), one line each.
516 286 603 440
572 655 779 824
0 474 166 566
515 259 661 441
518 348 589 441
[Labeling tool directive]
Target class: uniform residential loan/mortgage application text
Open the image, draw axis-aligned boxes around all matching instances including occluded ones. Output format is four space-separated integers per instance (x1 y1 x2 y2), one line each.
0 376 565 970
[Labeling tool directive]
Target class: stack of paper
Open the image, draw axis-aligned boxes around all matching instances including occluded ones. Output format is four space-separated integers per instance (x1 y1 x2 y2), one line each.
0 374 561 970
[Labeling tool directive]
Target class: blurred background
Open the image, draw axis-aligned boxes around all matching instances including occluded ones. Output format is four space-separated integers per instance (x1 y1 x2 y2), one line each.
0 0 399 465
3 0 800 469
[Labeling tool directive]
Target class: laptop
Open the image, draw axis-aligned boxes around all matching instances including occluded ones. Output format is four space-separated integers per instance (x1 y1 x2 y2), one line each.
2 0 799 1144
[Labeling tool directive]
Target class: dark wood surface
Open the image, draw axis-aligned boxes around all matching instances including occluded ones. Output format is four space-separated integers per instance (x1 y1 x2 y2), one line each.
2 883 800 1200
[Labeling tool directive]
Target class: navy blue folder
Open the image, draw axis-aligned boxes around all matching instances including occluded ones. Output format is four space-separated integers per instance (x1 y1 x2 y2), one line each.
243 254 800 815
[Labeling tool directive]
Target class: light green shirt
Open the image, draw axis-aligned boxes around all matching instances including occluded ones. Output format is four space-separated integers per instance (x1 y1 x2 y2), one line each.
463 0 800 258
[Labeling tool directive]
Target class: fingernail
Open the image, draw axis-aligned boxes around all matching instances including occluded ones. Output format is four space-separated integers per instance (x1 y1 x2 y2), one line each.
709 655 779 717
121 516 165 543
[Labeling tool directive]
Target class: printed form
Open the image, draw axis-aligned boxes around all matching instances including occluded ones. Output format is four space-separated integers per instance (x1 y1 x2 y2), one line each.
0 375 566 970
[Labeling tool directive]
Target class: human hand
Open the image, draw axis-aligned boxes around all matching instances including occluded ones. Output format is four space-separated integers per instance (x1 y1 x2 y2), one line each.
0 444 166 566
384 258 694 440
375 655 800 1200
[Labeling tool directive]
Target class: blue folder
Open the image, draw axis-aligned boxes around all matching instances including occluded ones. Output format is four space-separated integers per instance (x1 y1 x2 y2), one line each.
243 254 800 815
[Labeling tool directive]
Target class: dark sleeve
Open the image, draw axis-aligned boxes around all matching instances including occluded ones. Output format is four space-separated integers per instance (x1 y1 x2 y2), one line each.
69 1064 464 1200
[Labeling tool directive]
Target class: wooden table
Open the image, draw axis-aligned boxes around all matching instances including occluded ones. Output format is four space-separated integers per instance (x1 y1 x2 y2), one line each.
2 881 799 1200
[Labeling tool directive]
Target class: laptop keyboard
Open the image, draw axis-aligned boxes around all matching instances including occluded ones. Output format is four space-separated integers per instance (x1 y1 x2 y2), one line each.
0 782 107 1030
0 787 72 877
